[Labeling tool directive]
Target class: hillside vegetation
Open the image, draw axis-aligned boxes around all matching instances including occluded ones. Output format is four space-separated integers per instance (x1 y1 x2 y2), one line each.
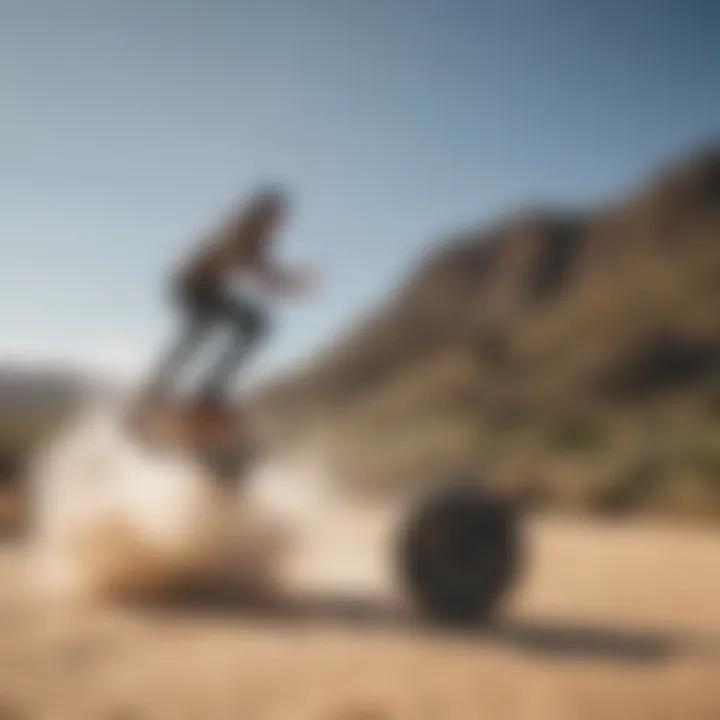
256 144 720 519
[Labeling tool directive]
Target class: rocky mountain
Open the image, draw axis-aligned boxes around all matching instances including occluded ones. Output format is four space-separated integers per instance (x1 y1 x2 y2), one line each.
257 143 720 517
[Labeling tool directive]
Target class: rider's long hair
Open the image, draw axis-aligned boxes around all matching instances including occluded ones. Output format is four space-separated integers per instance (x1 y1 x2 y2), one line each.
223 187 288 258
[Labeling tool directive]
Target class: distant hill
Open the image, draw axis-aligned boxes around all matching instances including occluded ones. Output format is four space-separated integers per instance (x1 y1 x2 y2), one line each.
0 364 105 481
256 143 720 518
0 365 100 415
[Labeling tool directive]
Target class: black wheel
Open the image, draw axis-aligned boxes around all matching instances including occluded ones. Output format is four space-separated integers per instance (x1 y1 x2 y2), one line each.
396 480 521 625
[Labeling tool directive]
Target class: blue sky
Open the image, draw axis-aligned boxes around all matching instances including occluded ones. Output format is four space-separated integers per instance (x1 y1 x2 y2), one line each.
2 0 719 383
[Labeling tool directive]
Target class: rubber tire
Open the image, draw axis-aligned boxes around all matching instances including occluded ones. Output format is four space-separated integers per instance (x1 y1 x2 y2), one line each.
396 481 520 626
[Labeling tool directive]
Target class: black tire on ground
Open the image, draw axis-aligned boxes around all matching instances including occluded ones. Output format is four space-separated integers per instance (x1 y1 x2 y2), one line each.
396 480 521 625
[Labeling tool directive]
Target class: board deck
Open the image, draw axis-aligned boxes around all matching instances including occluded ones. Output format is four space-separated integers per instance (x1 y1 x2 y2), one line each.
124 398 254 486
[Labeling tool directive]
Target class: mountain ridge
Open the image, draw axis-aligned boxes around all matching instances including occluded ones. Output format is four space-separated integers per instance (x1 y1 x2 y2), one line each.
254 142 720 517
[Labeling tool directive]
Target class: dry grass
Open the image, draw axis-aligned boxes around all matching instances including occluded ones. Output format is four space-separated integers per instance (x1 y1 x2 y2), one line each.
0 490 24 538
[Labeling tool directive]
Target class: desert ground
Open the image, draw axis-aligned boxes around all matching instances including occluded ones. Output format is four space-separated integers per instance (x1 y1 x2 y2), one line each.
0 514 718 720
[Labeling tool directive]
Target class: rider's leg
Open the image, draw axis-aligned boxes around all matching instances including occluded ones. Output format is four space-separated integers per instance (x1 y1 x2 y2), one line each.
197 295 269 403
143 316 211 399
142 282 219 400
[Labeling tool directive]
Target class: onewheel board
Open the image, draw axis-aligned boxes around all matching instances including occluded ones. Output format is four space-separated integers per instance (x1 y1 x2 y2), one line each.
125 399 253 485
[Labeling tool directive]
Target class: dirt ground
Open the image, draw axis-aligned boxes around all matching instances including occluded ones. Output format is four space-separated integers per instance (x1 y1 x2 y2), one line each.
0 515 718 720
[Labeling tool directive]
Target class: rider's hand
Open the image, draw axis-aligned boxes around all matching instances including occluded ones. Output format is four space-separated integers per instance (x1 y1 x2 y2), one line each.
258 262 320 297
286 267 320 296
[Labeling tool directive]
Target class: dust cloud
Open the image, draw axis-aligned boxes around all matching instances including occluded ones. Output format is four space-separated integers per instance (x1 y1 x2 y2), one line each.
26 403 389 605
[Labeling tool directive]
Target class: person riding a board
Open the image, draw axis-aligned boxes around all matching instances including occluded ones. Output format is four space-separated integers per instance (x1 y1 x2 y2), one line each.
143 186 316 417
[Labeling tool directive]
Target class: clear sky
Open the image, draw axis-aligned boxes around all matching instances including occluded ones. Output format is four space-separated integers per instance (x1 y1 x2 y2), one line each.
2 0 719 383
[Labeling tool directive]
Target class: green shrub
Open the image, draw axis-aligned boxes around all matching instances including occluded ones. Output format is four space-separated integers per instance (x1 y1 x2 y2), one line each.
543 414 607 454
692 442 720 487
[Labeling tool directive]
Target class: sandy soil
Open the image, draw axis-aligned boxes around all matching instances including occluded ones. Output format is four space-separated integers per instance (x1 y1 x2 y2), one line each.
0 515 718 720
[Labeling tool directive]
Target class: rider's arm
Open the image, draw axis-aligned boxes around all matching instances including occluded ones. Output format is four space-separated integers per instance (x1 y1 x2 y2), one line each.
255 258 317 297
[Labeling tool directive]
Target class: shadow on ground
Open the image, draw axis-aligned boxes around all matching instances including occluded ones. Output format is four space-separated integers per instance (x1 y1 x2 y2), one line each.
136 587 715 665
